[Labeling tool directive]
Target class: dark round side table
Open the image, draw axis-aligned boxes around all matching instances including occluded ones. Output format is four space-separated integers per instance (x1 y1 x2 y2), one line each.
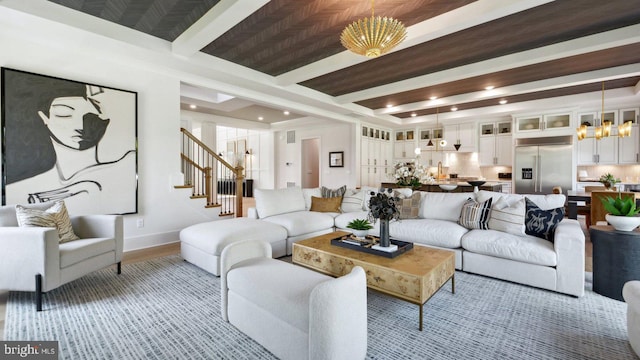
590 225 640 301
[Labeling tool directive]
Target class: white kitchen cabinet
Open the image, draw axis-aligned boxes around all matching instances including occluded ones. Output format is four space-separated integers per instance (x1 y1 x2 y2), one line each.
620 108 639 124
618 125 640 164
360 125 392 187
576 130 618 165
515 113 572 133
478 121 512 166
443 122 477 152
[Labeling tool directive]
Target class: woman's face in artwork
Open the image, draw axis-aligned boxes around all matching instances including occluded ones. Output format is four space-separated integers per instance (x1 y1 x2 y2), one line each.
38 91 110 150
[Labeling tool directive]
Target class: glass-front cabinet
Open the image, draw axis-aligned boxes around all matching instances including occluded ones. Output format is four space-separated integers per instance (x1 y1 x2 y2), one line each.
361 125 392 187
478 120 512 166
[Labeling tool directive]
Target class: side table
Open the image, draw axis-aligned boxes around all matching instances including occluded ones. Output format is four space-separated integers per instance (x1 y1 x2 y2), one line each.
590 225 640 301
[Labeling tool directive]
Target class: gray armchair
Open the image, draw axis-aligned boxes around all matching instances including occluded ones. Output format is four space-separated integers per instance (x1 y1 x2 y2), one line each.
0 203 123 310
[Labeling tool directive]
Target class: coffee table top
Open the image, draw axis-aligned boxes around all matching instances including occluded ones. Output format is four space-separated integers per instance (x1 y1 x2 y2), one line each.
293 231 454 277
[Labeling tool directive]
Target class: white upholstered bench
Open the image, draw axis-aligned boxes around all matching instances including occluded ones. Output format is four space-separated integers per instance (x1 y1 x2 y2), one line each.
221 240 367 360
180 218 287 276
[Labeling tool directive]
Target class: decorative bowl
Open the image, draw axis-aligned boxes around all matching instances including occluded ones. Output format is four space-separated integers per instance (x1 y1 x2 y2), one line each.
439 184 458 191
467 181 486 187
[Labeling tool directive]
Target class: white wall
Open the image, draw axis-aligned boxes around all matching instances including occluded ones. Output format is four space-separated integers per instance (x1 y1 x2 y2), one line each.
274 121 357 189
0 8 220 251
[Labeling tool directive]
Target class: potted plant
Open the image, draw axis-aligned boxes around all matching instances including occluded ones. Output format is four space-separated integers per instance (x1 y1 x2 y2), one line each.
599 173 621 190
601 194 640 231
346 218 373 238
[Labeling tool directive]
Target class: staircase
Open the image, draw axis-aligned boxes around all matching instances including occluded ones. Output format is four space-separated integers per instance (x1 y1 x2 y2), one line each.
178 128 244 217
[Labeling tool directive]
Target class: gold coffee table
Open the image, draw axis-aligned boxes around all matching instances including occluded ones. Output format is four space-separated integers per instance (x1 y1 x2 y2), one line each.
292 231 455 331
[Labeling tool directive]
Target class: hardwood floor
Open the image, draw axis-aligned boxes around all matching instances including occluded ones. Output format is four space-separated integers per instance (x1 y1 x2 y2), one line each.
0 211 592 341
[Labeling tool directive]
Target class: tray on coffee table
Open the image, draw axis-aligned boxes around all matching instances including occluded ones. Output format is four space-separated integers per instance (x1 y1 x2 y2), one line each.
330 234 413 258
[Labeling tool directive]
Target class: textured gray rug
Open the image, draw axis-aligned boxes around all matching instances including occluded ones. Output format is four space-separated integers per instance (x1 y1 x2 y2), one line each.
4 255 635 359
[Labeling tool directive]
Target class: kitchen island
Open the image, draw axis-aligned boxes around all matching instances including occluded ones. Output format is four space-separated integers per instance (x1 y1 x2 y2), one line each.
380 182 503 193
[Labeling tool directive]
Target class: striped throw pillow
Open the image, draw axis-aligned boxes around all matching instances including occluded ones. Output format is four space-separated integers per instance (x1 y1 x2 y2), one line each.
458 197 493 230
16 201 80 243
321 185 346 198
488 197 525 235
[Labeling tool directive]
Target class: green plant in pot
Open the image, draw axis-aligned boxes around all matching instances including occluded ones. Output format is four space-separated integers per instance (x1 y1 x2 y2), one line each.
599 173 621 190
346 218 373 238
601 194 640 231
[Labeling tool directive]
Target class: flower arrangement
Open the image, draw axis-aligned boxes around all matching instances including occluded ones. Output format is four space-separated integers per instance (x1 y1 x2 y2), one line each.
367 188 400 223
599 173 621 189
391 160 433 187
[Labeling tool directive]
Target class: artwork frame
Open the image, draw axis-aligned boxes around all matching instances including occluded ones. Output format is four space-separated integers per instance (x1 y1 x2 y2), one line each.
329 151 344 168
1 68 138 215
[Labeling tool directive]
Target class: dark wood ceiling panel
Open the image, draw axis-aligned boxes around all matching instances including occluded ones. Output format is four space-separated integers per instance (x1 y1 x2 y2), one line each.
200 0 476 76
357 43 640 109
301 0 640 96
393 77 640 118
48 0 221 42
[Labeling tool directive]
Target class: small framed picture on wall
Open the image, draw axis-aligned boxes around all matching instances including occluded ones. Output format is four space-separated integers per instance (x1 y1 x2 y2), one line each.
329 151 344 168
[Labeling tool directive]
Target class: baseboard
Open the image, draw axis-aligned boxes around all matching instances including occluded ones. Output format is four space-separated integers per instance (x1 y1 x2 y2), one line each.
124 231 180 252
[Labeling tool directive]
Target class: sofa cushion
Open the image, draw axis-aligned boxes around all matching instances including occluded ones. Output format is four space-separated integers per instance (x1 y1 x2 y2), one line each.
302 188 322 210
419 192 476 221
310 196 342 213
59 237 116 268
341 189 364 213
524 198 565 241
262 211 335 237
227 257 331 332
477 191 565 210
387 218 468 249
254 187 306 218
321 185 346 198
360 186 379 211
458 197 492 230
488 197 525 236
395 191 421 219
461 229 557 267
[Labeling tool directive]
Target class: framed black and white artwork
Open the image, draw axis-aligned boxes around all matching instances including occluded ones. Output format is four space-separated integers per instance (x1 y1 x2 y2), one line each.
1 68 138 215
329 151 344 168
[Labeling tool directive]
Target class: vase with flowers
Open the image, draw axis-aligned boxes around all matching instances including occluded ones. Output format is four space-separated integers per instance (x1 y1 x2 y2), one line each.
367 188 401 251
391 160 433 189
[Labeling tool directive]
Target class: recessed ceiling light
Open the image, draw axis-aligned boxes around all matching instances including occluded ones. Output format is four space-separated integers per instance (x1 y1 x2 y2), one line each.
429 96 437 100
283 110 290 115
189 104 197 109
411 113 417 117
386 104 393 108
499 99 508 105
258 116 264 121
451 106 458 111
485 86 495 90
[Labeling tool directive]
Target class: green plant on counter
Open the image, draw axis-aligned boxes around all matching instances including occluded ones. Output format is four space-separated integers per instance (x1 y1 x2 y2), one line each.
601 195 640 217
599 173 621 189
346 218 374 230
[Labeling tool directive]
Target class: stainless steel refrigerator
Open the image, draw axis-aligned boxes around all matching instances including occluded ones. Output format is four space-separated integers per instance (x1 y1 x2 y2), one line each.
514 136 573 194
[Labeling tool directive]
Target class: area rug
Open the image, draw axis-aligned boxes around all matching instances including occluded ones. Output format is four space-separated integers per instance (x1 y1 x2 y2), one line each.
4 255 635 359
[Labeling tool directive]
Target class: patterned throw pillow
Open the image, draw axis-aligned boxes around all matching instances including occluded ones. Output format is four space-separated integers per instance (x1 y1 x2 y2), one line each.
310 196 343 213
16 201 80 243
524 198 564 241
341 189 364 212
458 197 493 230
321 185 346 198
394 191 421 219
488 197 525 235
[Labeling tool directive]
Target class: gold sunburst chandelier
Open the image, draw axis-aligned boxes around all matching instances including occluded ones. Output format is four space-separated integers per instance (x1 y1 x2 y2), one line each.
340 0 407 58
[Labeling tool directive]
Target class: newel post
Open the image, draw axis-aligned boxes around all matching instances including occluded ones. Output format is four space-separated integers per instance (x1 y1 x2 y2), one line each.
235 165 244 217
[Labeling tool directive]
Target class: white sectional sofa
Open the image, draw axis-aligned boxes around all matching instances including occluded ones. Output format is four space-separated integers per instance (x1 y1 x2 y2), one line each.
248 186 585 297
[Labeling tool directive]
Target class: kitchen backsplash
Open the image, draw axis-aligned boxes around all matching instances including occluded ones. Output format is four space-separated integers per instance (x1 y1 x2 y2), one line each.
422 152 511 180
578 165 640 183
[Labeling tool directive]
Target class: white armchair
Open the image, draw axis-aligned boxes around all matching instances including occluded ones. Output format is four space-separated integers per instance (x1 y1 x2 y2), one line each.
0 203 123 310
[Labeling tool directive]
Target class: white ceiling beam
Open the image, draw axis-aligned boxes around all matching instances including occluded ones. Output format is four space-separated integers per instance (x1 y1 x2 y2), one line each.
275 0 554 86
336 24 640 104
376 64 640 115
635 80 640 95
172 0 270 57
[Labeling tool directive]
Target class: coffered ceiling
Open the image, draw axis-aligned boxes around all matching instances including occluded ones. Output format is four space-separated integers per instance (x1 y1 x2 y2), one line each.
5 0 640 127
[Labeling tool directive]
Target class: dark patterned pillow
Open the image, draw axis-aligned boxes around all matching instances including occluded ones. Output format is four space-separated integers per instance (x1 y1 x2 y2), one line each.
321 185 346 198
524 198 564 241
458 197 492 230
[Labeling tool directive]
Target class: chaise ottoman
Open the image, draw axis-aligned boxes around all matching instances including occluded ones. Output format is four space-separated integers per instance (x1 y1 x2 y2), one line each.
180 218 287 276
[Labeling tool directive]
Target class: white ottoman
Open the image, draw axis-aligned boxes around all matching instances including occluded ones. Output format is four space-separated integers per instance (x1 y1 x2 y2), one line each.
180 218 287 276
